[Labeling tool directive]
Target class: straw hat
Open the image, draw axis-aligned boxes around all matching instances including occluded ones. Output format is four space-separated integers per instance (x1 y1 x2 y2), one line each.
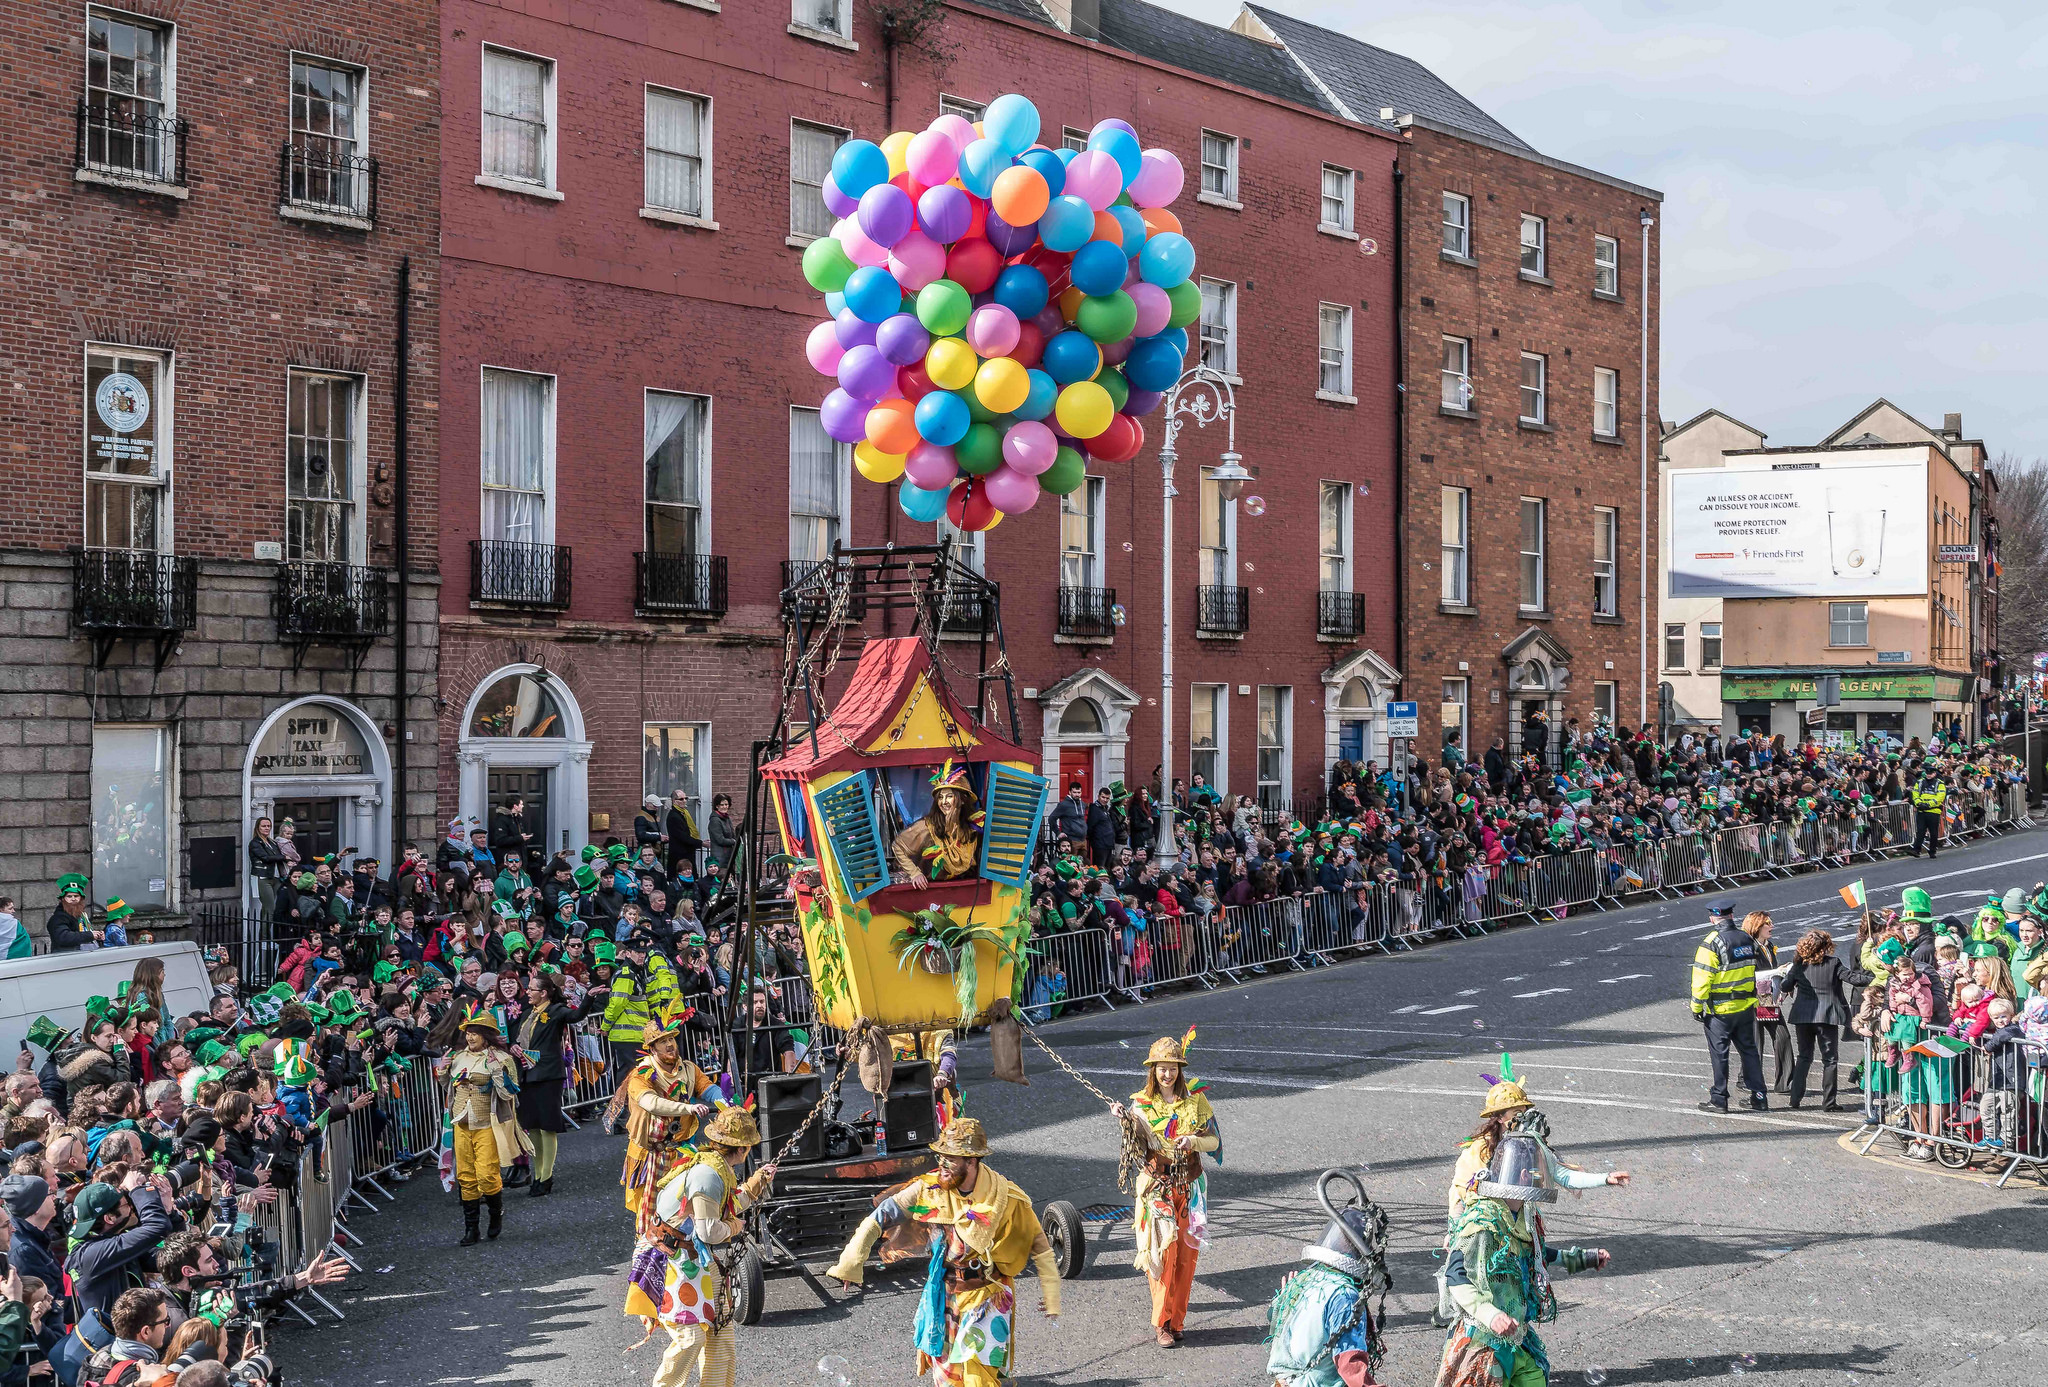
1143 1036 1186 1068
1479 1078 1532 1118
929 1117 991 1158
703 1106 760 1151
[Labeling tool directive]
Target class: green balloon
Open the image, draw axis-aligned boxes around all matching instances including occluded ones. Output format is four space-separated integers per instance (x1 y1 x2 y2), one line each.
1096 367 1129 413
956 423 1003 475
1165 279 1203 330
802 238 855 293
916 280 972 336
1040 446 1087 496
963 390 1000 425
1076 291 1138 344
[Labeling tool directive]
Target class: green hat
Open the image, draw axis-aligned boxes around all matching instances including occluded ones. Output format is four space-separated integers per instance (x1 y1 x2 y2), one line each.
82 996 114 1025
491 898 519 920
505 932 530 956
24 1017 69 1053
1934 932 1963 952
183 1027 225 1049
245 983 296 1027
372 961 399 984
1982 894 2006 916
555 895 580 917
605 844 630 864
573 864 600 892
1901 886 1934 921
236 1033 269 1058
1876 938 1906 964
103 898 134 923
55 873 88 898
1964 940 2001 960
580 845 600 864
323 990 361 1023
591 939 617 966
194 1039 231 1067
274 1040 318 1086
296 872 317 890
72 1181 124 1232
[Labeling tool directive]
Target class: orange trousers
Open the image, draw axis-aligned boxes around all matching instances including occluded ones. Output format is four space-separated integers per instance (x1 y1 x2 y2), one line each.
1147 1187 1197 1332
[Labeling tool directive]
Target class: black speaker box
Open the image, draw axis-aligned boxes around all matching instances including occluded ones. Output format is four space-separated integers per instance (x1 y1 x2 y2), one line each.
883 1059 935 1152
756 1072 825 1164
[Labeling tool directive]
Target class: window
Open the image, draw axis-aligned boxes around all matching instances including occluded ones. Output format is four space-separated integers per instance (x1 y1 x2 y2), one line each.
1440 487 1469 605
1256 686 1292 808
1199 130 1238 201
1593 682 1616 730
93 725 173 911
644 87 708 217
1829 601 1869 647
938 94 984 122
287 57 366 212
1700 621 1723 669
1592 506 1617 617
286 370 363 563
1441 679 1469 758
1593 367 1619 437
1518 498 1546 610
84 8 173 179
789 121 847 240
1664 623 1686 669
85 347 170 552
788 407 846 562
480 369 551 555
1441 191 1470 257
645 391 708 556
795 0 852 39
1440 336 1471 410
1060 476 1103 589
1319 164 1353 231
1316 303 1352 396
1593 234 1620 296
1190 684 1225 792
643 723 709 827
1198 467 1236 586
1060 127 1088 152
1319 482 1351 592
1519 352 1546 423
1199 278 1236 374
1519 213 1546 276
481 47 552 186
934 516 985 574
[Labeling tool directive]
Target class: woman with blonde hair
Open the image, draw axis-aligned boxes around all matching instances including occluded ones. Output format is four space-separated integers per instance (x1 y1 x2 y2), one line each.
1110 1030 1219 1348
1739 911 1792 1095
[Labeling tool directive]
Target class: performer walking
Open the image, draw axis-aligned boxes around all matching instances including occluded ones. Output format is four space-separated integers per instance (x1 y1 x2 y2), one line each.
1266 1169 1393 1387
1111 1029 1219 1348
826 1118 1062 1387
514 968 609 1197
608 1001 722 1225
445 1005 528 1246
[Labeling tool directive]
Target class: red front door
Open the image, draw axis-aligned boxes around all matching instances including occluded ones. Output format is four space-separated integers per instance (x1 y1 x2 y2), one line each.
1058 747 1094 802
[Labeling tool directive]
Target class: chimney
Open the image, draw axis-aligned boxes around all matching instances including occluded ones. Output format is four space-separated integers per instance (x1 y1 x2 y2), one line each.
1942 411 1962 440
1044 0 1100 36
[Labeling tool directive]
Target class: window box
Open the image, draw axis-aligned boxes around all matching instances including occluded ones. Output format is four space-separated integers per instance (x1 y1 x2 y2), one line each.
470 539 570 609
636 552 727 618
1057 585 1116 639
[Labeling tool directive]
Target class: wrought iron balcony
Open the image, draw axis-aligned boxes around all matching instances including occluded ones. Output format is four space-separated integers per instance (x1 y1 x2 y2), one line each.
1195 584 1249 634
279 140 377 222
934 588 994 636
1057 585 1117 638
74 549 196 669
1318 590 1366 639
636 552 727 618
75 100 187 188
471 539 571 610
276 561 389 639
781 558 867 621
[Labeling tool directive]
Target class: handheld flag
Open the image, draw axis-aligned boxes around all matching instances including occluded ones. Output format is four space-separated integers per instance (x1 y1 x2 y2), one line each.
1905 1035 1971 1060
1839 880 1866 910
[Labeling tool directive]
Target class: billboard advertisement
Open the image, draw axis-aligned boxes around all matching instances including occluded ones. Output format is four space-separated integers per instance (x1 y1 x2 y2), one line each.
1668 456 1928 599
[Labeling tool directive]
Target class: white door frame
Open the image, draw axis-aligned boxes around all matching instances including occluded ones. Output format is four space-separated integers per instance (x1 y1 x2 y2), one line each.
456 663 594 860
242 696 393 910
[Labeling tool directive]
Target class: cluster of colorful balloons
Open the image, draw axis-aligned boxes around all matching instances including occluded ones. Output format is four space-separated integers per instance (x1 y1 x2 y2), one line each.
801 93 1197 532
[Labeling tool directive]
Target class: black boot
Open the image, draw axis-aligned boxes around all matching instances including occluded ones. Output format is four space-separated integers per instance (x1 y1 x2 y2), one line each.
486 1191 504 1240
527 1177 552 1198
503 1165 531 1188
459 1200 481 1247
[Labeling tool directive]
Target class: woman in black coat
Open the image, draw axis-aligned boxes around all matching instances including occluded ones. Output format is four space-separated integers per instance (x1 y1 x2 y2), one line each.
1780 928 1871 1111
512 971 609 1196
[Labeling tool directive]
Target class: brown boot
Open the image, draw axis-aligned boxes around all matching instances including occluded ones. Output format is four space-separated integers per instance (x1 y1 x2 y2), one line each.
1156 1326 1176 1348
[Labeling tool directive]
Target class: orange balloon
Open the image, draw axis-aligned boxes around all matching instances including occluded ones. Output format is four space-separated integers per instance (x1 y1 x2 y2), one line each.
864 398 919 455
1057 285 1085 323
1091 211 1124 243
990 166 1051 225
1141 207 1183 238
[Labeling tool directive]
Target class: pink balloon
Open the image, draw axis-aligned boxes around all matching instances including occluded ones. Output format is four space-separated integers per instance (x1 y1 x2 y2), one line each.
1001 420 1057 476
905 441 960 490
806 321 846 375
965 304 1020 357
930 114 978 150
1065 150 1121 211
1128 282 1172 337
836 217 890 268
981 463 1042 514
907 129 961 187
1101 336 1133 365
1128 149 1185 209
888 229 948 290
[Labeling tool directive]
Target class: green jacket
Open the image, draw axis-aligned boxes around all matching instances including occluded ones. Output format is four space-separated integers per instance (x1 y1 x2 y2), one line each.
1441 1197 1596 1374
603 955 679 1041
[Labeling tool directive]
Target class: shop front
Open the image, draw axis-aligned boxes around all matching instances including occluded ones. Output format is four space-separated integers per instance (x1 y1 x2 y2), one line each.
243 697 392 908
1718 669 1972 747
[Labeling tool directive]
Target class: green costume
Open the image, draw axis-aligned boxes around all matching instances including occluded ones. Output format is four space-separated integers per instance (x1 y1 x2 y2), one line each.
1436 1197 1600 1387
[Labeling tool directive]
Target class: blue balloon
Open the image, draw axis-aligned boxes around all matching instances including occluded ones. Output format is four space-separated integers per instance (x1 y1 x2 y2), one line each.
1151 326 1189 358
824 290 846 317
1018 148 1066 199
1016 369 1059 421
1138 231 1196 287
1042 330 1102 386
1069 241 1128 298
1039 195 1095 253
1054 147 1081 168
843 264 904 323
831 140 891 200
1109 205 1148 257
957 139 1011 198
1087 127 1143 186
899 479 951 523
983 93 1042 157
1123 337 1183 393
913 390 971 447
992 265 1050 320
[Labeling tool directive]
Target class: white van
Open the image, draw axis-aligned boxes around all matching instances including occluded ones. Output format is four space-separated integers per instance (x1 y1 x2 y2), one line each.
0 943 214 1058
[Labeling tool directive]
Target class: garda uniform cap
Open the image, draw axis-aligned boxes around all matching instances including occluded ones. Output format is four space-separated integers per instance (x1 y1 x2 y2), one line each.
929 1116 991 1158
1475 1132 1558 1204
703 1105 760 1150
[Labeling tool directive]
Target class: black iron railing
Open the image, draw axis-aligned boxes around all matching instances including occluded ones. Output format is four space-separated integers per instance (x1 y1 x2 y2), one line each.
1058 585 1116 638
1196 584 1249 634
1318 589 1366 638
73 549 197 632
781 558 867 620
76 99 188 187
275 561 389 639
636 552 727 617
279 140 377 221
471 539 571 609
934 588 994 636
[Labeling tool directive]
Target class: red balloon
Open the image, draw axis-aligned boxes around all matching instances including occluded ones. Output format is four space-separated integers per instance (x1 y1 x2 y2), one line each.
1091 412 1141 462
898 362 938 401
947 478 1001 531
1019 244 1069 275
1009 321 1045 369
889 171 925 200
946 238 1003 293
966 198 988 241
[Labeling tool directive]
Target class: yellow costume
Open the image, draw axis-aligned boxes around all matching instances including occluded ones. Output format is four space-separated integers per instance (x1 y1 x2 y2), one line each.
607 1004 721 1224
889 760 985 884
1128 1032 1218 1341
446 1007 530 1245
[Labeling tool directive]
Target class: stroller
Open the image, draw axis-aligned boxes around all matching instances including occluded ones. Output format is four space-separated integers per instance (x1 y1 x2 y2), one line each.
1934 1085 1984 1170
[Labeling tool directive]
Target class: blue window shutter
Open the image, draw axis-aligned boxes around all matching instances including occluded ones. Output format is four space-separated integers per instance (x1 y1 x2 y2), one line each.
814 772 887 901
978 763 1049 887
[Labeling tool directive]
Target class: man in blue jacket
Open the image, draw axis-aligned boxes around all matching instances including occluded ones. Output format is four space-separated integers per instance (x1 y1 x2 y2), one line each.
63 1173 171 1325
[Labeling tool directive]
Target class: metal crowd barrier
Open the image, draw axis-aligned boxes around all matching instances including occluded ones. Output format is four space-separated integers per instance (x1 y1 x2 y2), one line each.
1851 1031 2048 1189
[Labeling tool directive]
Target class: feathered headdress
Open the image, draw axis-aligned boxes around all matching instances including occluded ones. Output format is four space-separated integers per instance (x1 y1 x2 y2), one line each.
930 759 977 799
1478 1052 1530 1117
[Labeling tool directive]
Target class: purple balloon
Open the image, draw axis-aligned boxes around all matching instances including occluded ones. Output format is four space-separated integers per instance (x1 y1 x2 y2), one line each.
837 344 897 401
820 388 870 443
834 308 878 350
875 313 932 366
1101 337 1134 366
1030 305 1067 338
985 209 1038 257
1091 117 1139 140
917 185 974 244
822 171 858 219
857 183 916 248
1124 388 1164 416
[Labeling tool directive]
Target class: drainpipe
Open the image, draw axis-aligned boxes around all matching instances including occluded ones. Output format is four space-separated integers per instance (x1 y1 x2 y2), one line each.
1638 210 1654 728
1391 159 1406 726
392 256 412 850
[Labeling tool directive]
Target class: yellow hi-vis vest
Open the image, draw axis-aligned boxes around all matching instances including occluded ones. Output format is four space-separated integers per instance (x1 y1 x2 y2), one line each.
1690 924 1758 1016
1912 781 1949 812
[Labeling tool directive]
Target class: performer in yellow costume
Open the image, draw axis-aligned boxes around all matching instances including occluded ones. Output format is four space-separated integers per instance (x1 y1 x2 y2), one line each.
605 1001 721 1226
826 1118 1062 1386
445 1005 530 1246
891 761 985 889
1112 1028 1219 1348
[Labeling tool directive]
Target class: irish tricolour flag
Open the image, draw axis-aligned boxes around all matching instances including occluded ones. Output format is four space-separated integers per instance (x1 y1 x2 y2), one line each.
1905 1035 1971 1060
1839 880 1866 910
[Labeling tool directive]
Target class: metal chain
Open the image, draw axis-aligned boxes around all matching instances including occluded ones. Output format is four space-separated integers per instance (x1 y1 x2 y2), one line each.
1020 1027 1178 1196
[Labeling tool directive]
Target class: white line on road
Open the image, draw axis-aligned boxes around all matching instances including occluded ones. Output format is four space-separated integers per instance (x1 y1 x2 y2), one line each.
1203 1021 1706 1054
1457 989 1483 996
1392 1005 1424 1014
1636 921 1714 941
1419 1004 1477 1015
1513 988 1572 998
1600 974 1654 983
1784 847 2048 908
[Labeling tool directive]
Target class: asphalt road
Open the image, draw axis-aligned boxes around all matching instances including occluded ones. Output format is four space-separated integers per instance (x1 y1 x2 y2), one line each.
291 826 2048 1387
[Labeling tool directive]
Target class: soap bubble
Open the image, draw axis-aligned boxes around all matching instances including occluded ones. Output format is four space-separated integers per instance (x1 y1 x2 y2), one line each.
1691 1147 1706 1164
1583 1369 1608 1386
1739 1355 1759 1368
818 1355 852 1387
1562 1075 1580 1093
1472 1019 1486 1030
1242 494 1266 516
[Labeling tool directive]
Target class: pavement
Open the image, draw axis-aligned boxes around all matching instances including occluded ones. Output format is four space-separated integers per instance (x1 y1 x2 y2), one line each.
291 826 2048 1387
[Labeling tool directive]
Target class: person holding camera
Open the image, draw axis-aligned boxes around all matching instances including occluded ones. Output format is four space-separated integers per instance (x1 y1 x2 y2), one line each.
155 1231 347 1334
64 1171 172 1325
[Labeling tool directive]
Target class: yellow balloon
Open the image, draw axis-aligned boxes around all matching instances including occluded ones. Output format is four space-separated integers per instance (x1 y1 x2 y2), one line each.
855 440 907 483
925 337 980 391
1055 380 1114 439
881 130 913 177
974 357 1030 414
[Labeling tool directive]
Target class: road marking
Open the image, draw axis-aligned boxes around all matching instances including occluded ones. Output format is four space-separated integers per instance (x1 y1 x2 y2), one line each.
1202 1021 1705 1054
1636 921 1713 941
1392 1004 1424 1014
1502 976 1527 982
1513 988 1571 998
1784 845 2048 908
1600 974 1654 984
1457 989 1483 996
1419 1003 1476 1015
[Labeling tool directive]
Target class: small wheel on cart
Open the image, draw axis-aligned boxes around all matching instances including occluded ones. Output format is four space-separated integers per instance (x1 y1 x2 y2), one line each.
1934 1140 1972 1172
732 1246 767 1325
1041 1200 1087 1281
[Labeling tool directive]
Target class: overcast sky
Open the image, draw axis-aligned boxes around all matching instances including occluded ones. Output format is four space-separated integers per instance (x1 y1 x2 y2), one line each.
1160 0 2048 459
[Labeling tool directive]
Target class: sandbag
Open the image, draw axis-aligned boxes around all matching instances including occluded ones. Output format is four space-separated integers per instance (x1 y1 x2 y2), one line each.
988 997 1027 1086
857 1024 895 1096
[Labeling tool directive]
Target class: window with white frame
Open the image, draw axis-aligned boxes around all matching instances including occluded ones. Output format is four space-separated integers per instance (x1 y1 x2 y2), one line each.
1440 486 1469 605
1663 623 1686 669
286 369 363 563
938 94 984 122
645 391 708 557
1317 303 1352 395
480 368 553 558
1593 366 1619 437
1441 336 1472 410
1199 278 1236 374
1200 129 1238 201
1319 482 1351 593
1593 681 1616 730
1060 127 1088 152
794 0 852 39
935 515 985 573
1593 234 1620 296
93 724 174 910
789 121 847 240
1441 191 1471 257
643 722 710 826
1700 621 1723 669
481 46 552 186
1198 466 1236 587
644 86 708 217
1256 686 1291 807
85 347 170 552
287 56 367 212
84 8 174 179
1441 678 1469 758
1829 601 1868 647
1319 164 1354 231
1519 352 1547 423
1592 506 1617 617
1060 475 1104 589
1519 213 1546 276
788 406 845 564
1518 498 1546 611
1190 684 1225 792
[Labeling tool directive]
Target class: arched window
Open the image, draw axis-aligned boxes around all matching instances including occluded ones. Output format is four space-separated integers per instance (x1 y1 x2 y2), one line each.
468 673 565 738
1336 678 1373 711
1058 698 1104 735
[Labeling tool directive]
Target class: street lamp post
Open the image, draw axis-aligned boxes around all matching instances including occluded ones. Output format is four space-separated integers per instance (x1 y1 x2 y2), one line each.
1153 364 1250 868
